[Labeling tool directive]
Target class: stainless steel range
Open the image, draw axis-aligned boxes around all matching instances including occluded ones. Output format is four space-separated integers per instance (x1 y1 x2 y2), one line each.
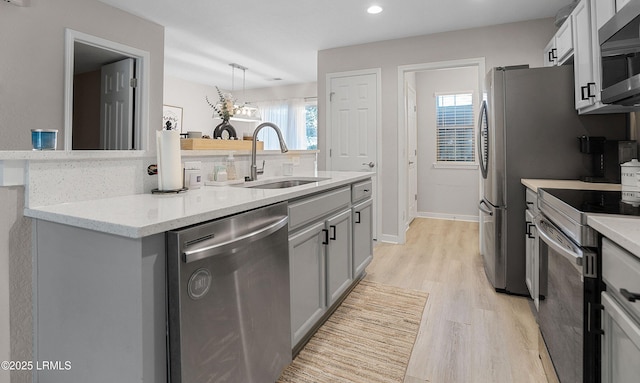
536 188 640 383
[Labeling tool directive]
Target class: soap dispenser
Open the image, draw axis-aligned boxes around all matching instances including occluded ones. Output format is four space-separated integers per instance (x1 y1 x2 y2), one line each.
226 152 237 180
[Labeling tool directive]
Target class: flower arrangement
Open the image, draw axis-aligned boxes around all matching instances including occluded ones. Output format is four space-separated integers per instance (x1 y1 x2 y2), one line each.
206 86 237 121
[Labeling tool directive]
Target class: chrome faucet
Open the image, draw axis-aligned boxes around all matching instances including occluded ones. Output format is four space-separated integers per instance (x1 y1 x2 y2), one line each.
250 122 288 181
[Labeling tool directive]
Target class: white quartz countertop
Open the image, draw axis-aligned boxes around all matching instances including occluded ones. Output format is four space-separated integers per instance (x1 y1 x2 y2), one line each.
588 215 640 257
24 171 372 239
521 179 622 192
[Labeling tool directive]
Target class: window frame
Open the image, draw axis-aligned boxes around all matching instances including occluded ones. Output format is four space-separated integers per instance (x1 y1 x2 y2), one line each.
256 98 318 151
433 91 478 169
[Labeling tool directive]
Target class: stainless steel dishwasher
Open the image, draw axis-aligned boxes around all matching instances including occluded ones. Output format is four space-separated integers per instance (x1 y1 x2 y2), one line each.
166 202 291 383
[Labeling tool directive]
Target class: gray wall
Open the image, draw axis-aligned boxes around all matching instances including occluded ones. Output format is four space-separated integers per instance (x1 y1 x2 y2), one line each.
0 2 165 382
318 18 556 240
416 67 479 220
0 0 165 151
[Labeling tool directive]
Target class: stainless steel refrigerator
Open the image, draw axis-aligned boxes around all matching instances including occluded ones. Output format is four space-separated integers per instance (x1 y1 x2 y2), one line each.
477 65 626 295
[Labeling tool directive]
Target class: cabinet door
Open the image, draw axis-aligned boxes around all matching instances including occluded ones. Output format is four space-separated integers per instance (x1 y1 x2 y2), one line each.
525 209 534 299
353 199 373 278
616 0 631 12
601 292 640 383
556 16 574 64
326 209 352 306
543 38 557 67
532 222 540 311
574 0 597 109
289 221 327 346
595 0 616 29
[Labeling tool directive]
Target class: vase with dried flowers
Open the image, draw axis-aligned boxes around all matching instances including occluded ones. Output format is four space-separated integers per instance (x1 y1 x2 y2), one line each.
206 86 238 139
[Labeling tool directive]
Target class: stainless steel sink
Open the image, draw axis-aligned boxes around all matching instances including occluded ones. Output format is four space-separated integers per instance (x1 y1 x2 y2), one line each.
237 177 329 189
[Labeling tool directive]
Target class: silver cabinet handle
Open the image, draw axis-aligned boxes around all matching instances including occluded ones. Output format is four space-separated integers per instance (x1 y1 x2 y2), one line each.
362 162 375 168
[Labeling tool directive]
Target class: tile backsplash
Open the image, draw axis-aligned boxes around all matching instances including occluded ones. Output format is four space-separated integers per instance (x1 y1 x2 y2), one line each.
25 151 317 208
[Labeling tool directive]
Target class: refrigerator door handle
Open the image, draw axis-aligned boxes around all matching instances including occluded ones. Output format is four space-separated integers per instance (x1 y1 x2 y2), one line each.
477 100 489 179
478 200 493 216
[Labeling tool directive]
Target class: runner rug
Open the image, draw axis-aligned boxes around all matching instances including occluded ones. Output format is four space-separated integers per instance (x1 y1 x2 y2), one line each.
277 279 428 383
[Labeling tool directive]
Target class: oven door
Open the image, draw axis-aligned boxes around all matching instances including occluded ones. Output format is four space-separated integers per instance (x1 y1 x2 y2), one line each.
536 216 588 383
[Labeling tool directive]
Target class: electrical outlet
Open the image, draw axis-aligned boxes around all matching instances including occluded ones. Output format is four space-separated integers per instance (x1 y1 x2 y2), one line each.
290 155 300 166
3 0 30 6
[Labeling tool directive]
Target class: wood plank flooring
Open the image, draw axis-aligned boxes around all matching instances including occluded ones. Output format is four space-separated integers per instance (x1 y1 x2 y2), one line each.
365 218 548 383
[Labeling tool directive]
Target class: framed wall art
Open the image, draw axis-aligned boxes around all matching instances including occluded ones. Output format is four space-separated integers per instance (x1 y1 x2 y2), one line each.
162 105 184 132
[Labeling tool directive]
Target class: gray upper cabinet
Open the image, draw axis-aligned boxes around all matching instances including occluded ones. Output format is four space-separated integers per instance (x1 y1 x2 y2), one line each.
543 38 557 67
543 0 634 114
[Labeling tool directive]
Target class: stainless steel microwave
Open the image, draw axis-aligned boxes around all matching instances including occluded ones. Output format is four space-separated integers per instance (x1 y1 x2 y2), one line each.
600 1 640 106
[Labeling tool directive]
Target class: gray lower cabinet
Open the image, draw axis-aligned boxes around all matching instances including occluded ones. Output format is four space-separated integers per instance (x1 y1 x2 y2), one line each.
326 209 353 306
288 181 372 351
288 207 353 348
289 221 327 347
352 198 373 278
33 220 166 383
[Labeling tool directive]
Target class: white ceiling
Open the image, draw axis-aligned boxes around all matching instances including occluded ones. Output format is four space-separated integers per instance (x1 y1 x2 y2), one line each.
98 0 568 90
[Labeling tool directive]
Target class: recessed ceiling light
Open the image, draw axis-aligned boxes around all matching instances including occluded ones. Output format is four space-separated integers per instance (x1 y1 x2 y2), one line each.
367 5 383 14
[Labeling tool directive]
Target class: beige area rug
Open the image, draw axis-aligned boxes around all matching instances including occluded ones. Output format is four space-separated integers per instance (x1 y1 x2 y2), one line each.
278 280 428 383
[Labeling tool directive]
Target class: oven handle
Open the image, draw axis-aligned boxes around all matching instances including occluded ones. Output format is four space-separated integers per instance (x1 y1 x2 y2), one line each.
534 216 583 266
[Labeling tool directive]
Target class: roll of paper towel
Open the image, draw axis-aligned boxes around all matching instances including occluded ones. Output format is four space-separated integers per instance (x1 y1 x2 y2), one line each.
156 130 183 191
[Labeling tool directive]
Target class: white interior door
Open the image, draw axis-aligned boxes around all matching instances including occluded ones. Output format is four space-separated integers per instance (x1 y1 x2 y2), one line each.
407 84 418 226
100 58 134 150
328 71 378 239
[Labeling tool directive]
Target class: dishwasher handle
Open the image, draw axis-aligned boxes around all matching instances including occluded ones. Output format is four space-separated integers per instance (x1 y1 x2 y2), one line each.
183 215 288 263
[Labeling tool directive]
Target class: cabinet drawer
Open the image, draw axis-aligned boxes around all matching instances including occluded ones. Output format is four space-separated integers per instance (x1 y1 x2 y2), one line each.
351 180 372 203
602 238 640 321
288 187 351 231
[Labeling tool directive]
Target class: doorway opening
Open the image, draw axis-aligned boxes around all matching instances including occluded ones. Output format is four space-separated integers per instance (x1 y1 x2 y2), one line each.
64 29 150 151
397 58 485 244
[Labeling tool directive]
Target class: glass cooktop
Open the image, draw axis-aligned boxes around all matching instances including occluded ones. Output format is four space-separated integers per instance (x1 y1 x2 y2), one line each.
542 188 640 217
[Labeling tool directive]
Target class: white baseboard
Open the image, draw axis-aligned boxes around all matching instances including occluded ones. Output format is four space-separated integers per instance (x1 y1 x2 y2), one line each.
417 211 479 222
377 233 400 244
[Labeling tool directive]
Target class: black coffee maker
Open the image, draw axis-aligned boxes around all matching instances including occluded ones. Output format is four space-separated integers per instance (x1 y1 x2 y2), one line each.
578 136 638 183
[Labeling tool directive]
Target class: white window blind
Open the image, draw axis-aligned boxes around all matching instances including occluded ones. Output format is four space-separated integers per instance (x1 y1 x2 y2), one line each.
436 93 475 162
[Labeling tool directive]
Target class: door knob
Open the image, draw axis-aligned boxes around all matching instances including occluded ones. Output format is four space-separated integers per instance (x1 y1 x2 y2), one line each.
362 162 375 168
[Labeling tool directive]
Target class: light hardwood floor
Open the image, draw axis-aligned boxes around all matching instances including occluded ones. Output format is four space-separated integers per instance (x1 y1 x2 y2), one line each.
365 218 548 383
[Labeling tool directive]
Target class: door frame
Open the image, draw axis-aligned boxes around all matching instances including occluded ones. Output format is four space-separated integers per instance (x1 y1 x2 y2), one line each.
405 82 418 230
396 57 485 244
63 28 150 151
325 68 382 241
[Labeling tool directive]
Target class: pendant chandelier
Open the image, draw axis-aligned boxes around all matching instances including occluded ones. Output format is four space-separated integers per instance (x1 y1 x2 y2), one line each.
228 63 262 122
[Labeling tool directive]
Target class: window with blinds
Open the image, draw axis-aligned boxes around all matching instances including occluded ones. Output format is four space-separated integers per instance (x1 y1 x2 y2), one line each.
435 93 475 163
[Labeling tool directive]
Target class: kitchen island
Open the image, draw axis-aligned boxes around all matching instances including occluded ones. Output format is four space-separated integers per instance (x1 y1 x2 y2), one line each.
25 171 373 383
25 171 371 238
